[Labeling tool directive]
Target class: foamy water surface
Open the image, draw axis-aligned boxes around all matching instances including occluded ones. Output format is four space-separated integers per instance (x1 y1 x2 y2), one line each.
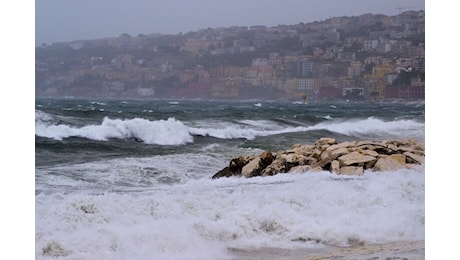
35 99 425 259
36 154 424 260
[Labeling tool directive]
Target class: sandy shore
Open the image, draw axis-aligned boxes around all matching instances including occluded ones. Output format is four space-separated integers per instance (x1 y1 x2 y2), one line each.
228 240 424 260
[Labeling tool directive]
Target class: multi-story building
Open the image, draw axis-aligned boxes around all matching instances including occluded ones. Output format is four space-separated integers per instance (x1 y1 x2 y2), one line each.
372 63 395 77
363 39 379 51
36 11 425 101
348 61 363 78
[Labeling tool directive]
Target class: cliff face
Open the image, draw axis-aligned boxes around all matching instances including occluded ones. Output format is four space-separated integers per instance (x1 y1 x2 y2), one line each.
212 138 425 179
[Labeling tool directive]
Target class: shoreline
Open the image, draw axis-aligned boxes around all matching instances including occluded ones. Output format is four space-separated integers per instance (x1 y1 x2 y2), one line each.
228 240 425 260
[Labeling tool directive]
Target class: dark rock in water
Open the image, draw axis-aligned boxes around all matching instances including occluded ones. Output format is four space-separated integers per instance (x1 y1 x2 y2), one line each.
130 137 144 143
212 155 255 179
212 167 233 179
212 138 425 179
241 157 264 178
259 150 274 165
229 155 255 173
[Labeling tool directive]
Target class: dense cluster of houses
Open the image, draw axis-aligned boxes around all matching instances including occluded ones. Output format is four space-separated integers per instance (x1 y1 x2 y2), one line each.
36 10 424 101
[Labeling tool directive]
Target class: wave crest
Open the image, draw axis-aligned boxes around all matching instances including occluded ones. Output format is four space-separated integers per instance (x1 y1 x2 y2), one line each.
35 117 193 145
310 117 424 140
35 113 424 144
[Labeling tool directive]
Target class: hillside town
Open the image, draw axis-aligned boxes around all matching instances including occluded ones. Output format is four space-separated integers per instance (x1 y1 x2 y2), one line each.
35 10 424 102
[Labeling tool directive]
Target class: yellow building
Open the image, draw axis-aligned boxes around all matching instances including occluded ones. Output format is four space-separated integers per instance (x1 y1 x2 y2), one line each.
372 63 395 77
364 72 385 100
364 63 396 100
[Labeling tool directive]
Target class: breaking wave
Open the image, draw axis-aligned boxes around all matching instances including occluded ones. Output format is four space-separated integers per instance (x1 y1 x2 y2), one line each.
35 110 424 145
35 113 193 146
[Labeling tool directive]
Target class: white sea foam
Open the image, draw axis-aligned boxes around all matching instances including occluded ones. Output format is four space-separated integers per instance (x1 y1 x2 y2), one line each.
189 117 423 141
35 110 55 123
90 101 107 106
320 115 333 120
35 117 193 145
309 117 424 140
35 156 425 259
189 124 307 140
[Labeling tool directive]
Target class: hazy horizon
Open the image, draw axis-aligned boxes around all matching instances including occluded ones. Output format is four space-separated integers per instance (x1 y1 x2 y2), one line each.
36 0 425 46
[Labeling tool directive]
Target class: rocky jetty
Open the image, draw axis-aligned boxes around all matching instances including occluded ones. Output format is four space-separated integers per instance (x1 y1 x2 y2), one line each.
212 138 425 179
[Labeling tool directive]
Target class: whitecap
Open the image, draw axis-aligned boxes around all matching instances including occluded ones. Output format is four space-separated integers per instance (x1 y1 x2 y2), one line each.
35 117 193 145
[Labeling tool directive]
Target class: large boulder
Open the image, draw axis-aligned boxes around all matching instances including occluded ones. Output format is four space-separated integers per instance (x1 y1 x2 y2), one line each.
403 152 425 164
338 151 377 168
315 137 337 147
326 141 356 151
329 147 351 158
284 153 314 167
259 150 274 165
212 166 233 179
292 144 315 156
212 155 255 179
373 154 407 171
229 155 255 172
241 158 264 178
359 149 379 157
331 160 340 174
261 156 287 176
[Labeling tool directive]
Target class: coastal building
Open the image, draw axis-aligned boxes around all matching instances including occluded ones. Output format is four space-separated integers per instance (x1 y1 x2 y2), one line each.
36 11 424 101
363 39 379 51
372 63 395 77
367 78 385 100
136 87 155 97
348 61 363 78
211 79 238 98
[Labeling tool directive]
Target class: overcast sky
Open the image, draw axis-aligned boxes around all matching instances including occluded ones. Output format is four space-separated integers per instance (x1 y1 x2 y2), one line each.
36 0 425 46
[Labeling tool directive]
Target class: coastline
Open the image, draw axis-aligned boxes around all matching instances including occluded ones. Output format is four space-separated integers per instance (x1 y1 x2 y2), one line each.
228 240 425 260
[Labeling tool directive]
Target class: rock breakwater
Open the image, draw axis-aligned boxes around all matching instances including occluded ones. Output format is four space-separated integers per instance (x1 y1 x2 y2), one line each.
212 138 425 179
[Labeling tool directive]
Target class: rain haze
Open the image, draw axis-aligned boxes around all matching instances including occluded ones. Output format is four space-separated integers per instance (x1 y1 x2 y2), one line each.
36 0 425 45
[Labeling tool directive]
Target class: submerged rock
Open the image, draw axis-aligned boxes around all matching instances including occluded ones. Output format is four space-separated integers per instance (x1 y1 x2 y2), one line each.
212 138 425 179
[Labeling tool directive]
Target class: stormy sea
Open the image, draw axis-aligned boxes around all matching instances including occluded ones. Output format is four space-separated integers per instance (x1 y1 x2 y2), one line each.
35 98 425 259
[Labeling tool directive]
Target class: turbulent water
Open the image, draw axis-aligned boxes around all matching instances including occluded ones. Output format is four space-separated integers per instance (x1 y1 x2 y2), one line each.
35 98 425 259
